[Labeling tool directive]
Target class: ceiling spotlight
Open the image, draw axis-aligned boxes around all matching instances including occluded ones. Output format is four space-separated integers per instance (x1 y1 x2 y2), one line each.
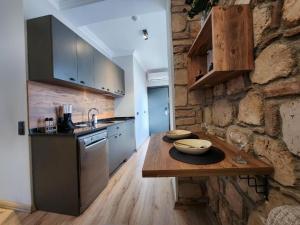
142 29 149 40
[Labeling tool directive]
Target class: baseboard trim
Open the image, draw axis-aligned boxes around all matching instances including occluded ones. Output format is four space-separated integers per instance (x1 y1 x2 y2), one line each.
0 200 32 213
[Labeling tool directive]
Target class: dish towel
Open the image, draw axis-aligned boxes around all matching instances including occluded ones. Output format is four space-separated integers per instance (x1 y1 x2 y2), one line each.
267 205 300 225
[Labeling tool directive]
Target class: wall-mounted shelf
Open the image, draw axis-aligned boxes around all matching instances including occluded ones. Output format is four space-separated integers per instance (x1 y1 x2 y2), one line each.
187 5 254 90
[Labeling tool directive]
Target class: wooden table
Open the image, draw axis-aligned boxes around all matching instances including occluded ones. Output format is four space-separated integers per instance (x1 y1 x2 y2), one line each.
142 132 273 177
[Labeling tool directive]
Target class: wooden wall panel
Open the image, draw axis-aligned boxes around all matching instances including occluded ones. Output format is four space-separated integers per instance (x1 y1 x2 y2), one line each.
27 81 114 128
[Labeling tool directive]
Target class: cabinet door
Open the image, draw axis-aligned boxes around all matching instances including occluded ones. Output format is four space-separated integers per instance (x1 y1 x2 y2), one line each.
93 50 111 92
108 135 125 174
120 121 135 160
52 17 78 83
110 63 125 96
77 37 94 88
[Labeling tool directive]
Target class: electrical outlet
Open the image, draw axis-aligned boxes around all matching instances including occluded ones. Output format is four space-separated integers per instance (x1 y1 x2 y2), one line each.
18 121 25 135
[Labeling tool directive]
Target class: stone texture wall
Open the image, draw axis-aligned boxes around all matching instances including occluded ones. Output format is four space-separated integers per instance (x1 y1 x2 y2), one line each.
171 0 300 224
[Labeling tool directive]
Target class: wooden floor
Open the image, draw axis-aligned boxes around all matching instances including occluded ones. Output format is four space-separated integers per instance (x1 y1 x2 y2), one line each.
0 138 211 225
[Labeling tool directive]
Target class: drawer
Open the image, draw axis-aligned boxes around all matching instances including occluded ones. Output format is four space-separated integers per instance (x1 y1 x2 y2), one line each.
107 123 123 137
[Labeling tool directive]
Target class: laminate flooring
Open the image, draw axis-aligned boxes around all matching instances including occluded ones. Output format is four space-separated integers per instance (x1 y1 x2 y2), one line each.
0 138 212 225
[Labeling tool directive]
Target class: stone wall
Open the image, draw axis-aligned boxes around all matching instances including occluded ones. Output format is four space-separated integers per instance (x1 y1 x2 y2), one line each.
171 0 300 225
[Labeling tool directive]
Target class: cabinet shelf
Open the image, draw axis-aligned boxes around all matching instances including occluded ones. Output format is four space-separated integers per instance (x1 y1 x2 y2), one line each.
187 5 254 89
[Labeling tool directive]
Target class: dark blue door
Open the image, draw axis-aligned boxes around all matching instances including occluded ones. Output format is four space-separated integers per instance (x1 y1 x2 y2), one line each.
148 87 170 135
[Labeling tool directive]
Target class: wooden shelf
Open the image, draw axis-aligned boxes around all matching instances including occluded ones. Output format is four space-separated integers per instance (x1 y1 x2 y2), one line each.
142 132 274 178
189 70 249 90
188 11 212 57
187 5 254 90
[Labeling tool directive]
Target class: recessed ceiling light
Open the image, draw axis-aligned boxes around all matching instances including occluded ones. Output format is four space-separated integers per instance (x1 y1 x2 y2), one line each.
142 29 149 40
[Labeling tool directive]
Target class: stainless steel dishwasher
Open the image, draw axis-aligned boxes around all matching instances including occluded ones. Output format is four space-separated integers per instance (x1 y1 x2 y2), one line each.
78 130 109 212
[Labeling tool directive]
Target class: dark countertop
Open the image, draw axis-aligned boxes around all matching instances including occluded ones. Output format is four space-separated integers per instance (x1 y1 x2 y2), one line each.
29 117 135 137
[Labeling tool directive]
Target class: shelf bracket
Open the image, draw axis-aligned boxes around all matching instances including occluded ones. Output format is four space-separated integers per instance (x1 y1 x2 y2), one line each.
239 175 269 200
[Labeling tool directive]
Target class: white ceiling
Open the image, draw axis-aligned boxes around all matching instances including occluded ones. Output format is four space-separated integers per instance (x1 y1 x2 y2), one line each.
24 0 169 72
85 11 168 70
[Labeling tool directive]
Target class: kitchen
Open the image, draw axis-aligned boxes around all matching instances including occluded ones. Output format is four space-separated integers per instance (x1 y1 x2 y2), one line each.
1 0 300 225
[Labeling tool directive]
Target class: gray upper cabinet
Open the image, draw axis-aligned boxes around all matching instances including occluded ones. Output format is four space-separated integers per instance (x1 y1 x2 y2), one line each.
77 37 94 87
52 17 78 83
27 15 125 97
93 50 125 96
94 50 110 92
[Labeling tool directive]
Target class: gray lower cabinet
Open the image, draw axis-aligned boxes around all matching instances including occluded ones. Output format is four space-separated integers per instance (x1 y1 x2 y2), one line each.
27 15 125 97
108 120 135 174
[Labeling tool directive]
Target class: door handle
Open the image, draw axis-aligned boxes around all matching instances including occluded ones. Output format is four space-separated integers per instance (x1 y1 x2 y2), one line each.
80 81 85 84
164 107 169 116
69 77 76 81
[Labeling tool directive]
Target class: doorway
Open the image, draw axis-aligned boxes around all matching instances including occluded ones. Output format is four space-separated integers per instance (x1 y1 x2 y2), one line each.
148 86 170 135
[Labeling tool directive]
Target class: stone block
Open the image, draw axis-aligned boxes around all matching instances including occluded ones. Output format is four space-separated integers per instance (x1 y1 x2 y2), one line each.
203 106 212 124
175 109 195 118
253 3 272 46
188 89 203 105
250 43 295 84
174 69 188 85
189 20 201 38
213 83 225 97
175 86 187 106
174 53 187 69
176 117 195 126
172 32 190 40
226 75 245 95
280 99 300 156
263 77 300 98
238 91 264 126
171 0 186 6
247 211 266 225
173 45 190 54
283 0 300 27
284 25 300 37
253 135 300 186
172 13 187 33
225 182 244 218
204 88 213 105
212 99 234 127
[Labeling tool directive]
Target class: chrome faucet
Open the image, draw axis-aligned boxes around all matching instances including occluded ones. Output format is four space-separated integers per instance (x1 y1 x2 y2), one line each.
88 108 99 127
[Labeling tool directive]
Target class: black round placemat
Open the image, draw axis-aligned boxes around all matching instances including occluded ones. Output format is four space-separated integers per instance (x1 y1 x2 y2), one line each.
163 133 199 143
169 146 225 165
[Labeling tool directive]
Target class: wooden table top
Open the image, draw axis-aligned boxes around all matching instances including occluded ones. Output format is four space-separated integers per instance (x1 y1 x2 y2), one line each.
142 132 274 177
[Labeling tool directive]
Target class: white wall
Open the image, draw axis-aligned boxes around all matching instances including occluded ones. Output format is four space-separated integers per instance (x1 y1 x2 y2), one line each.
133 57 149 148
0 0 32 208
113 55 135 117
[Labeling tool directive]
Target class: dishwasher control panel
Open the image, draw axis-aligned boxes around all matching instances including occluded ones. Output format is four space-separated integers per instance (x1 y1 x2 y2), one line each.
79 130 107 146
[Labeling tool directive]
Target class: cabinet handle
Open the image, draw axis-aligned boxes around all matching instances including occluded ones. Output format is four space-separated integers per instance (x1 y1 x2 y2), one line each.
69 77 76 81
107 88 110 91
80 81 85 84
119 133 122 136
114 135 118 138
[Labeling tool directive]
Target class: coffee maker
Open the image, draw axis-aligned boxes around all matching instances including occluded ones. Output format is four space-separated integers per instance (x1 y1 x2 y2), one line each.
57 104 75 132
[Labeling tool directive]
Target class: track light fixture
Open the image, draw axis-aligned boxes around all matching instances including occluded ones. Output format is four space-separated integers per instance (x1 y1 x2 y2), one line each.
142 29 149 40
